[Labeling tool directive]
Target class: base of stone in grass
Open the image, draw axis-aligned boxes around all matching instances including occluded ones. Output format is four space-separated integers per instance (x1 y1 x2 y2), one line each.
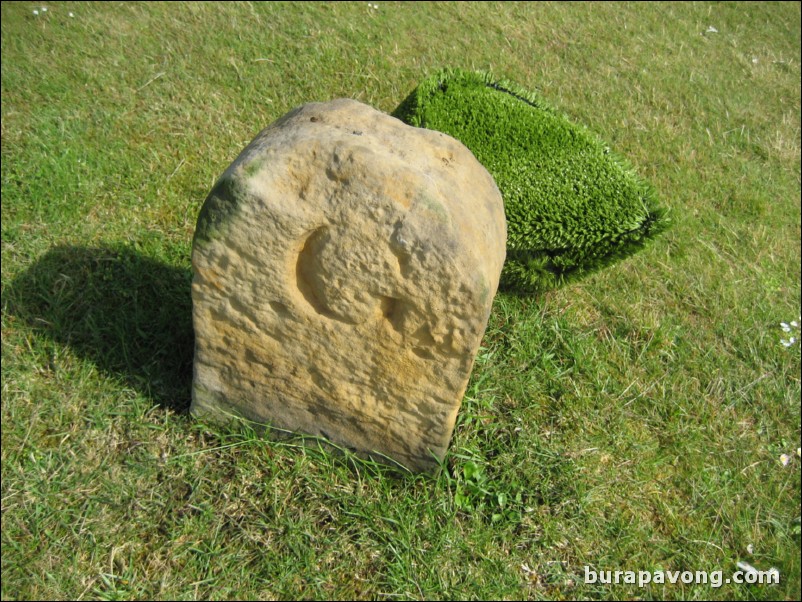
393 68 669 294
190 99 506 473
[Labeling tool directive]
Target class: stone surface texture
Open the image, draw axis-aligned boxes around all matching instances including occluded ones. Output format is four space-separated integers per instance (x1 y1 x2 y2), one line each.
190 98 506 472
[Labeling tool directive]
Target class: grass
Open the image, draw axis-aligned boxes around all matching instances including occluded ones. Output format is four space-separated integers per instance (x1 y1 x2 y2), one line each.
2 1 800 600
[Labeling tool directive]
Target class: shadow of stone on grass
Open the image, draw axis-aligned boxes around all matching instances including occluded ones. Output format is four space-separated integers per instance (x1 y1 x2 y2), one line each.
4 245 194 413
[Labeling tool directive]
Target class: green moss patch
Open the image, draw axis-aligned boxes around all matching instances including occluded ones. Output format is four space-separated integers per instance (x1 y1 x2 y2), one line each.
393 68 668 294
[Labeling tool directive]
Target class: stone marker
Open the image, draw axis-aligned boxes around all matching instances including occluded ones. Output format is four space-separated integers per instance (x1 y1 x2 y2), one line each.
190 99 506 472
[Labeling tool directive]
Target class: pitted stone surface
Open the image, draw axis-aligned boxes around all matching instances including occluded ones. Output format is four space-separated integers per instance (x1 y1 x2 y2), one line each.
190 99 506 472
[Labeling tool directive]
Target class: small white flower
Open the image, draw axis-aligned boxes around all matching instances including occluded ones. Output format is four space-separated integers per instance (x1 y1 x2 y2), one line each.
747 543 754 554
69 12 74 18
797 447 801 458
792 320 799 328
706 25 719 34
780 453 791 466
41 7 47 12
32 9 39 15
768 567 780 580
736 561 759 578
781 322 791 332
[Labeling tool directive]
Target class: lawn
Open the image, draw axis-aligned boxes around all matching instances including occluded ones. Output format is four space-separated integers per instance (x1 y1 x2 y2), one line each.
1 2 800 600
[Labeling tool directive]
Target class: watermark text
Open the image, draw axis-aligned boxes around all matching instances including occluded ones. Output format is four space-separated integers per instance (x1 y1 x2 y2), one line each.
583 566 779 588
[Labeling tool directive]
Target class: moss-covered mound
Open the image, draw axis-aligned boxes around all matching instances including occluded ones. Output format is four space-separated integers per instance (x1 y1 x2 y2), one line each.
392 68 668 294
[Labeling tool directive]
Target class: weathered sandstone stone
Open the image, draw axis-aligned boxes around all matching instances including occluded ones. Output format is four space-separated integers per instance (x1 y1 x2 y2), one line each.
190 98 506 472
